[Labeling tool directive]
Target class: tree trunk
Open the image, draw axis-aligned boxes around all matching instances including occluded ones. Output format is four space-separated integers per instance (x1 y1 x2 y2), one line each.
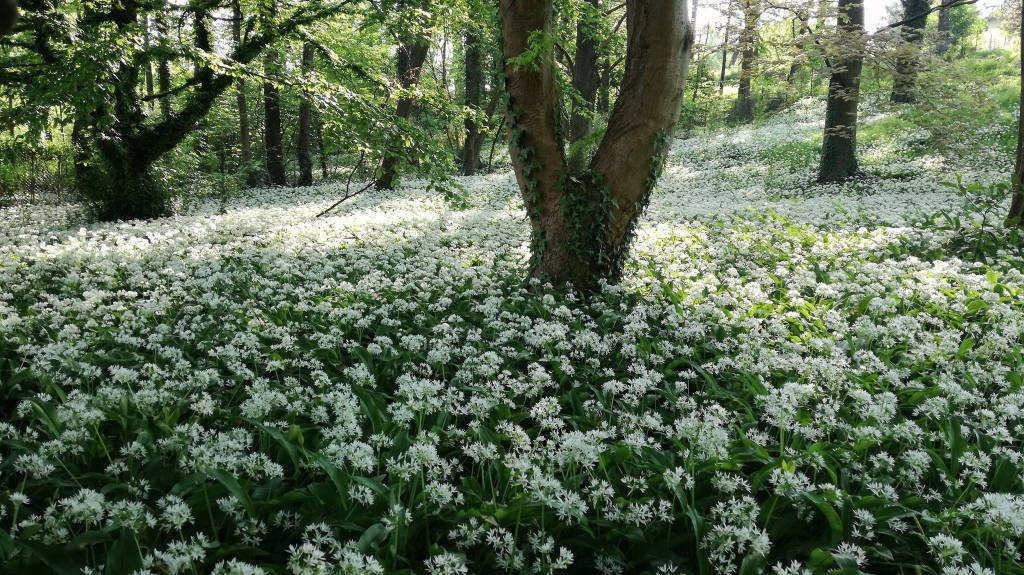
1008 4 1024 226
233 0 256 187
500 0 693 289
316 112 329 179
264 49 286 186
891 0 928 103
298 43 315 187
568 0 601 174
719 0 732 94
375 40 430 190
731 0 757 122
462 28 483 176
0 0 16 36
597 57 611 113
818 0 864 184
936 0 953 57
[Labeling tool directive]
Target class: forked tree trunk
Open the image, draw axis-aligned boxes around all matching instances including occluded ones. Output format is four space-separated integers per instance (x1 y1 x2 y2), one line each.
298 42 315 187
1008 5 1024 226
731 0 757 122
500 0 693 289
818 0 864 184
375 40 430 190
568 0 600 174
891 0 928 103
462 28 483 176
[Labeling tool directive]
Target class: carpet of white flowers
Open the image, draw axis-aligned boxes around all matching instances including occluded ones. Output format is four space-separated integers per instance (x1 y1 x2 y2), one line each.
2 99 1024 575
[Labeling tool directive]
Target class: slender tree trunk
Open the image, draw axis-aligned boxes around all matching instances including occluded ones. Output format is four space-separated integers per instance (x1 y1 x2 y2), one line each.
316 112 329 179
891 0 928 103
936 0 953 57
597 57 611 113
462 28 483 175
375 39 430 190
298 42 315 187
719 0 732 95
1008 5 1024 225
263 10 286 188
233 0 255 187
818 0 864 184
568 0 601 173
731 0 757 122
500 0 693 289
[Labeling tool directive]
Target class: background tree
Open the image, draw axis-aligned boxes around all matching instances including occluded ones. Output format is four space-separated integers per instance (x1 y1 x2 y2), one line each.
731 0 760 122
298 43 316 187
374 2 433 190
1009 0 1024 225
818 0 865 183
0 0 15 36
500 0 693 289
891 0 929 103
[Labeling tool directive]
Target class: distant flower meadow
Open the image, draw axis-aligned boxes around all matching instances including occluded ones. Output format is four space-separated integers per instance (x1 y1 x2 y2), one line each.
1 99 1022 574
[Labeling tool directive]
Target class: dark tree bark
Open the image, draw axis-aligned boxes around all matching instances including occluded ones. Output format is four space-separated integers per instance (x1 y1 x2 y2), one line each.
500 0 693 289
568 0 601 174
461 27 483 175
891 0 928 103
1008 4 1024 226
298 42 315 187
263 36 286 186
731 0 758 122
233 0 256 187
0 0 16 36
375 39 430 190
818 0 864 184
936 0 953 56
597 57 612 113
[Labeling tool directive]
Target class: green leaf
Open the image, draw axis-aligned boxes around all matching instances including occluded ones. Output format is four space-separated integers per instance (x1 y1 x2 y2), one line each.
105 529 143 575
210 468 255 517
357 523 388 554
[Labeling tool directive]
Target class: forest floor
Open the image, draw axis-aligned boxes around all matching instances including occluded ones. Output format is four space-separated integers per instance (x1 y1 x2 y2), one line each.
2 92 1024 574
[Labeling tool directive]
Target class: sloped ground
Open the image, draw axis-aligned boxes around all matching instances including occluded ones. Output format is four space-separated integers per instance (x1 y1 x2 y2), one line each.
1 99 1022 574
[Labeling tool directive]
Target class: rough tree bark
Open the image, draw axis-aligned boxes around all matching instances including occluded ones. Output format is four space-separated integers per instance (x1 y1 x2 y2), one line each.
818 0 864 184
568 0 600 174
891 0 928 103
731 0 758 122
1008 3 1024 226
298 42 315 187
500 0 693 289
375 39 430 190
461 27 483 176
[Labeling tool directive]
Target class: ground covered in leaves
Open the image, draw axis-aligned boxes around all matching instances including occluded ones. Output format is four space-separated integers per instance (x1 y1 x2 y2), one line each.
1 98 1023 575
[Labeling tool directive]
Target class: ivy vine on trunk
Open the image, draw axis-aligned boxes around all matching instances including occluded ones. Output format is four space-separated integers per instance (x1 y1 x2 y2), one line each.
499 0 693 290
